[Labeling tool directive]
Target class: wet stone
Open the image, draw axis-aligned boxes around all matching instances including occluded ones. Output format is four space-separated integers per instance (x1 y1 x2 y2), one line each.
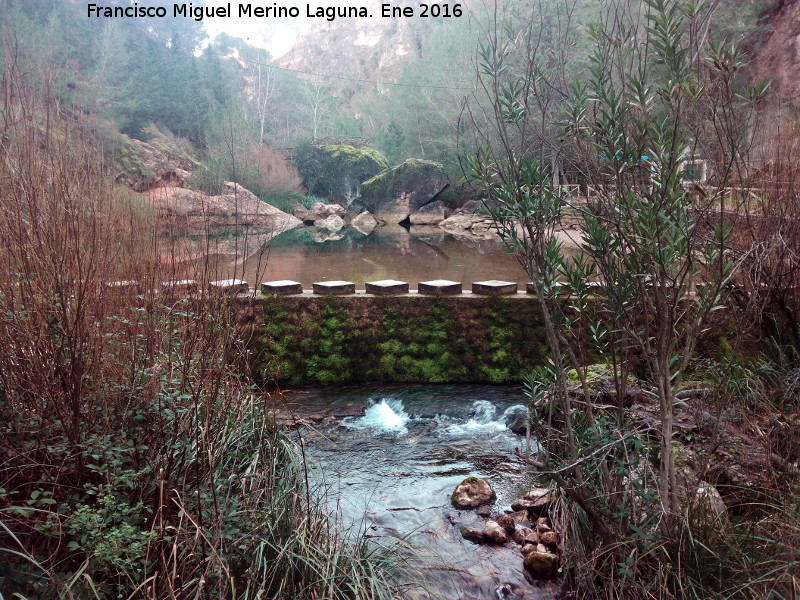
476 505 492 518
209 279 249 293
523 550 559 579
313 280 356 295
482 520 509 545
261 280 303 295
461 527 484 544
495 514 516 535
451 476 496 509
418 279 462 296
507 510 530 525
535 517 552 533
512 526 534 546
520 543 536 556
472 280 518 296
539 530 559 547
365 279 409 296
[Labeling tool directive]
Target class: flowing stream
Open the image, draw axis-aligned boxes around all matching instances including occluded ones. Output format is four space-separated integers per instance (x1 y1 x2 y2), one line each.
281 384 560 600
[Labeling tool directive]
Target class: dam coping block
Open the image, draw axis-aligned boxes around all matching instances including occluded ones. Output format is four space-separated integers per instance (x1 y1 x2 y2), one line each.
418 280 463 296
261 280 303 295
472 280 518 296
312 280 356 295
161 279 199 292
365 280 410 295
210 279 249 293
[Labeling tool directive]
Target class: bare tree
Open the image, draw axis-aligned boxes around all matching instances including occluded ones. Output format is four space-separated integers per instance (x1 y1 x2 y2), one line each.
301 76 334 142
250 58 277 144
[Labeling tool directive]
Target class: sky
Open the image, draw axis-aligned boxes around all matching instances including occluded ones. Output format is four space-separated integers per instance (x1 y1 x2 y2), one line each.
201 0 375 57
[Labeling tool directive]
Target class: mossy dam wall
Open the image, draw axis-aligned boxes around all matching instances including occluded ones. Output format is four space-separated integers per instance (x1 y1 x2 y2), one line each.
241 293 547 386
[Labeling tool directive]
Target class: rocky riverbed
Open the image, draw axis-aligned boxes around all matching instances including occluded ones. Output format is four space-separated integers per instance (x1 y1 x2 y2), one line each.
277 384 562 599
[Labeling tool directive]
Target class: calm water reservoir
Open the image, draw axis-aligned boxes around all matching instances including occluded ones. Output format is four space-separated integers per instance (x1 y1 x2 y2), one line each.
197 225 530 286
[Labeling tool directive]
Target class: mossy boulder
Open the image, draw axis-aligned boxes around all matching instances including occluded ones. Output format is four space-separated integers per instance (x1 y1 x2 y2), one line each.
294 144 388 205
523 550 559 579
361 159 450 224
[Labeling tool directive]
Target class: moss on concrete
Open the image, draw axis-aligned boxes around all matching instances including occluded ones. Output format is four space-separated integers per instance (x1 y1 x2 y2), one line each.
249 295 548 385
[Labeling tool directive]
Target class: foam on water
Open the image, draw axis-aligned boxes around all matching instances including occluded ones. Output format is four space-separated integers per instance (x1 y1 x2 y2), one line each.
441 400 509 435
344 397 530 439
345 398 410 435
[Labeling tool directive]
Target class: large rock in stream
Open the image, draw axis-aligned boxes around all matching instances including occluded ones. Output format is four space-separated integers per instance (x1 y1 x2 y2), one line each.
410 200 449 225
361 159 449 224
451 476 496 509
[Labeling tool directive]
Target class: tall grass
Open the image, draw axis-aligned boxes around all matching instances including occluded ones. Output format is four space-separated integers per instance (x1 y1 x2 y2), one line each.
559 487 800 600
0 48 398 599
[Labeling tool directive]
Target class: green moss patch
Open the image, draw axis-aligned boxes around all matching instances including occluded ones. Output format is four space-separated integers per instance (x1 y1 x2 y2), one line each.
249 296 548 385
361 159 447 202
294 143 388 202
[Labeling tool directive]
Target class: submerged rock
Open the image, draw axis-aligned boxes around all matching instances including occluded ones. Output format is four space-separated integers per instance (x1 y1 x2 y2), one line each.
476 504 492 518
451 476 496 509
461 527 484 544
351 211 378 235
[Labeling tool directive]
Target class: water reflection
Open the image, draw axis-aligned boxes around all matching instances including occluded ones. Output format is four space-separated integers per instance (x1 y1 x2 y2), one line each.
203 224 529 286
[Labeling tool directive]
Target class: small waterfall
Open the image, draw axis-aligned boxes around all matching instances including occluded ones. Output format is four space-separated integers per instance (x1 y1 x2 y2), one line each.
345 398 410 435
470 400 498 424
441 400 507 435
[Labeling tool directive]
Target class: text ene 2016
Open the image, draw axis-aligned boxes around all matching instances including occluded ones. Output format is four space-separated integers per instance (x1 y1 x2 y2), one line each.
382 4 463 18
